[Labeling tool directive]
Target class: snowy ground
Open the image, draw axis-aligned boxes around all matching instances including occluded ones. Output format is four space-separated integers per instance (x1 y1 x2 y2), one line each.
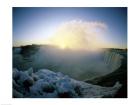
13 68 122 98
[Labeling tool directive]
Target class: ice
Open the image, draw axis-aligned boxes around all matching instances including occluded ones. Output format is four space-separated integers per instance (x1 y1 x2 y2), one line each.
13 68 122 98
13 68 20 79
56 78 76 95
25 67 33 76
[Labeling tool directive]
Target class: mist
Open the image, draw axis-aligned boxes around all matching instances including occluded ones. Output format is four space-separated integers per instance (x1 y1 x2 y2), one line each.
46 20 114 51
13 45 123 80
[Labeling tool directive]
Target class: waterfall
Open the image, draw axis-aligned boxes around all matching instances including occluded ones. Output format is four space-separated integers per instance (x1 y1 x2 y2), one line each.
104 51 123 71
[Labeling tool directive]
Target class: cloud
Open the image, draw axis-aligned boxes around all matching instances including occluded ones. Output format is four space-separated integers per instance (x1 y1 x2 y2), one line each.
46 20 108 50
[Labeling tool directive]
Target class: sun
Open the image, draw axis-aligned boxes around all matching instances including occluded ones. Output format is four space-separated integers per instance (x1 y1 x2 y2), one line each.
59 44 67 49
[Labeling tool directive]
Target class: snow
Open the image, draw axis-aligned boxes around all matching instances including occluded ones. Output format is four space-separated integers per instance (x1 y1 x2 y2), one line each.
13 68 122 98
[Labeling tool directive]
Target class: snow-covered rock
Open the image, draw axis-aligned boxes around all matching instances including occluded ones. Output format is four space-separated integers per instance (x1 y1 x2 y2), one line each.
13 68 122 98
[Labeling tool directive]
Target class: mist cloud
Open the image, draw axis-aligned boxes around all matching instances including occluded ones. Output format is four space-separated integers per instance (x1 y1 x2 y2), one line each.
46 20 108 50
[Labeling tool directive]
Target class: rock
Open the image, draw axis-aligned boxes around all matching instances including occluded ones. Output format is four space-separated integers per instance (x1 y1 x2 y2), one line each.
29 79 45 96
13 68 20 80
56 78 78 98
74 85 82 96
13 89 23 98
25 67 33 76
13 80 21 92
42 82 55 93
58 91 74 98
32 74 39 81
56 78 72 93
23 77 34 88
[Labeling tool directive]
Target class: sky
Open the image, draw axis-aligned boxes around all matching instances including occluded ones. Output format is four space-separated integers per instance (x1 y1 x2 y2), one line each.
13 7 127 49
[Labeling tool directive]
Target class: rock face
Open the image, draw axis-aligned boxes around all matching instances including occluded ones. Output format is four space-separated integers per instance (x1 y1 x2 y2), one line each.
13 68 122 98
